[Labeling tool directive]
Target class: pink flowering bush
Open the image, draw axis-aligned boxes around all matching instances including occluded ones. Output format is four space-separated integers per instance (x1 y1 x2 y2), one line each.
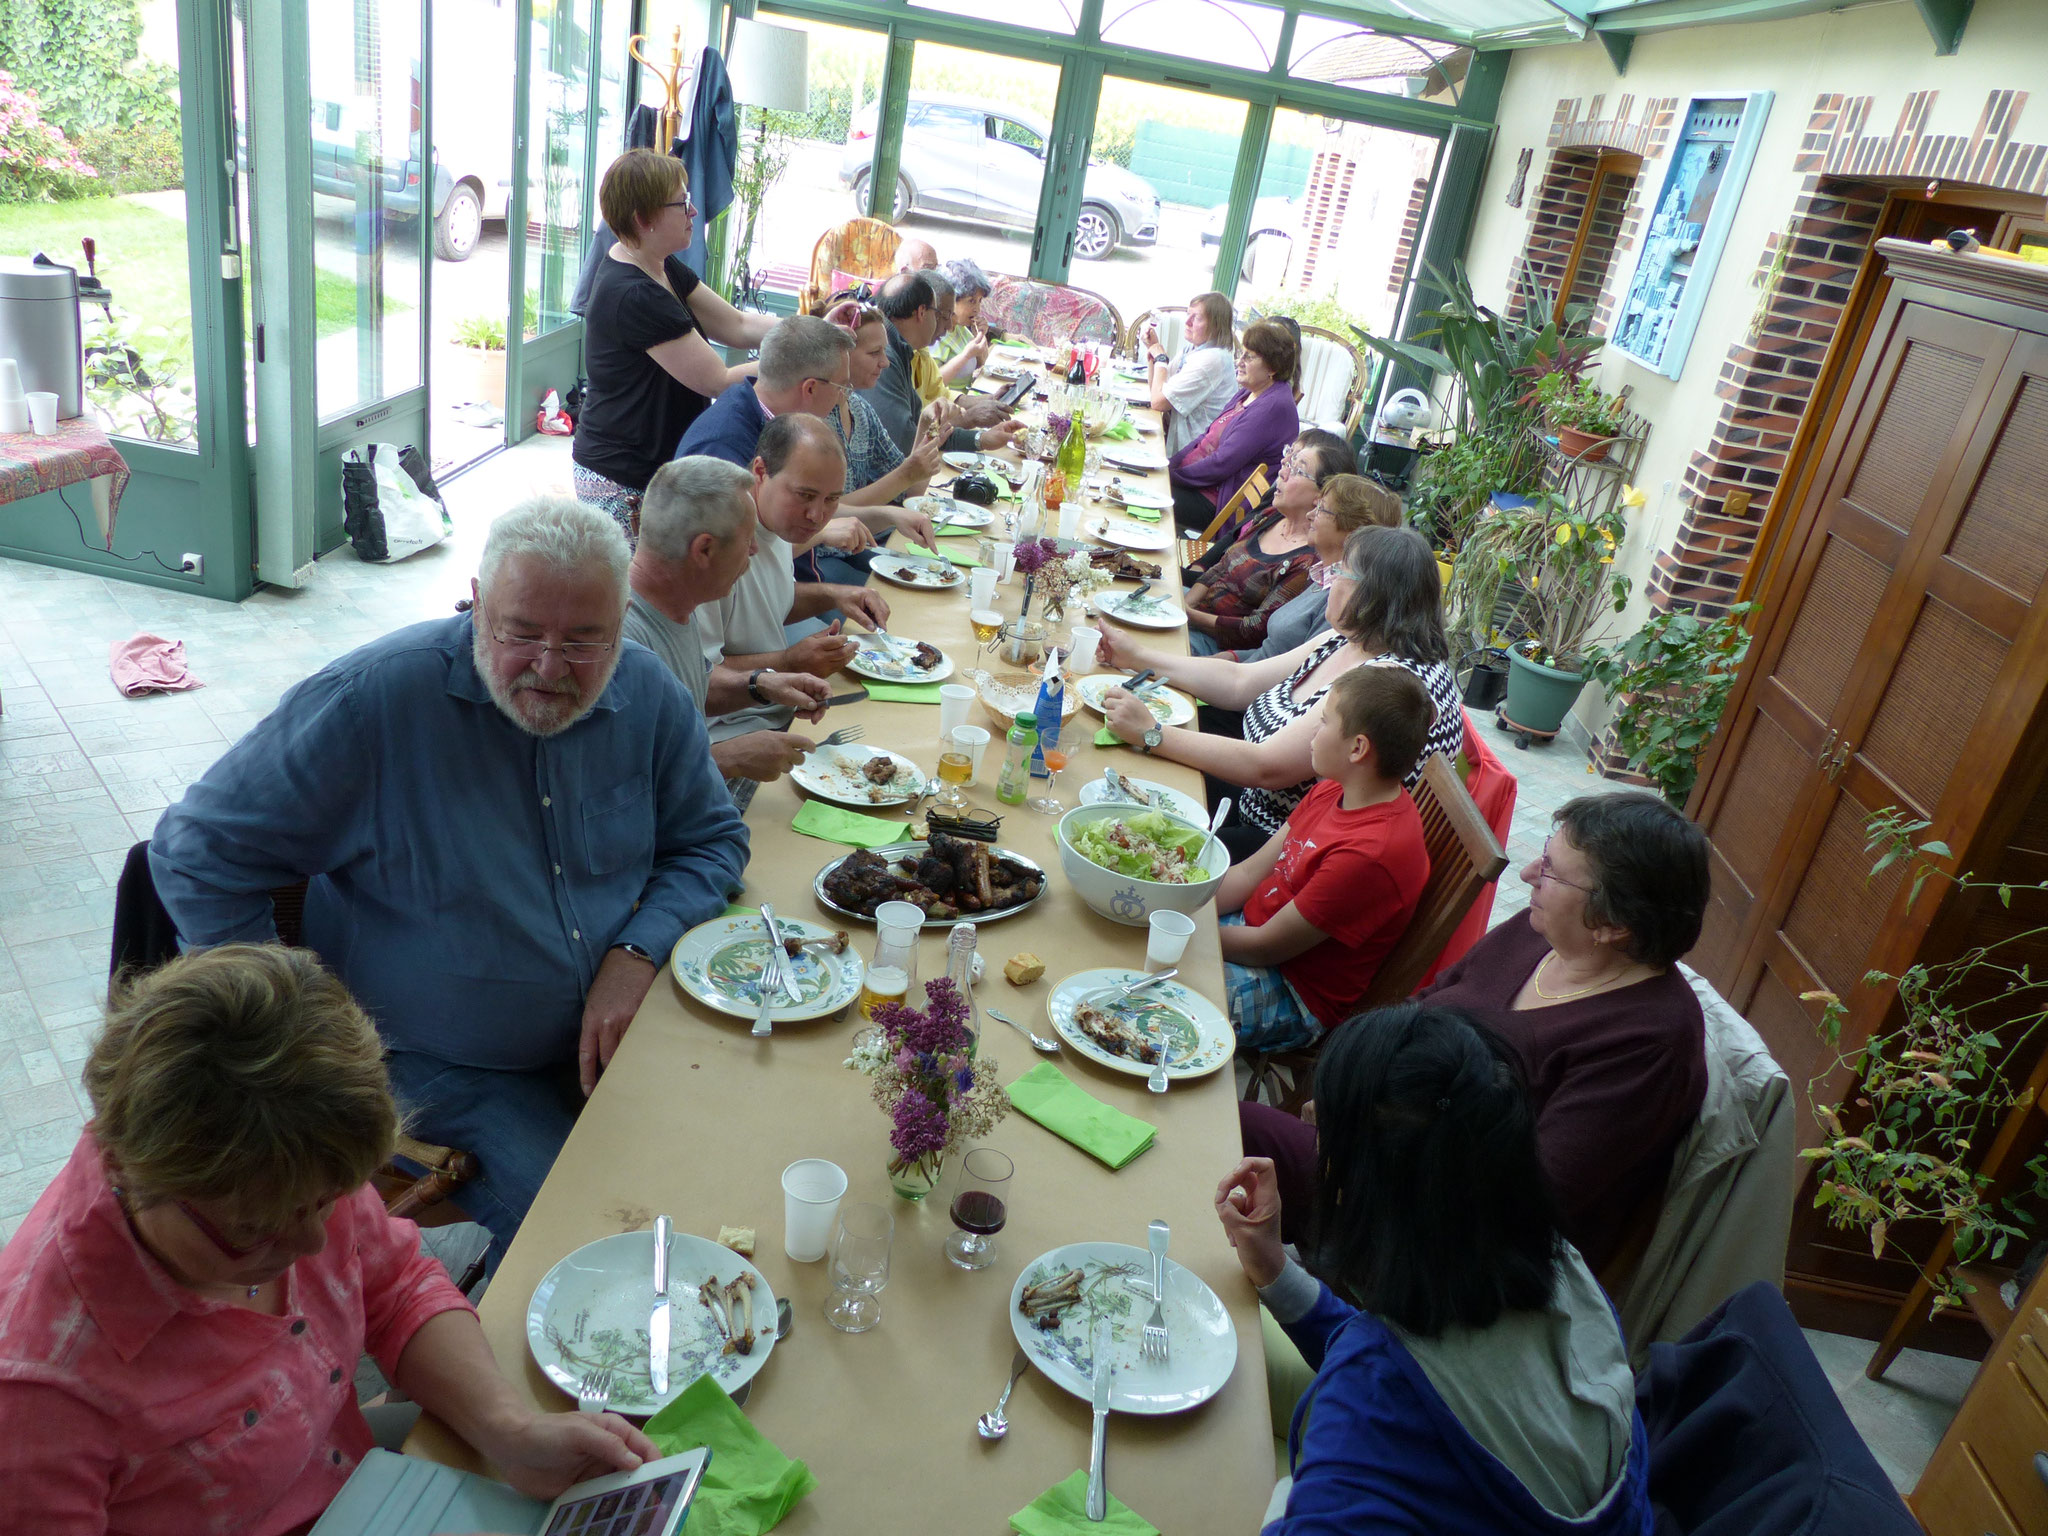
0 71 99 203
845 976 1007 1189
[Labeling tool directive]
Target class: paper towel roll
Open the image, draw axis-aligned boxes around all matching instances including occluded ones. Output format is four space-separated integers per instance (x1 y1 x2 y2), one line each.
0 358 22 402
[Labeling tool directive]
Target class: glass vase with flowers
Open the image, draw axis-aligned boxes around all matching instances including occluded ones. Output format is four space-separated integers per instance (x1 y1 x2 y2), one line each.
845 976 1009 1200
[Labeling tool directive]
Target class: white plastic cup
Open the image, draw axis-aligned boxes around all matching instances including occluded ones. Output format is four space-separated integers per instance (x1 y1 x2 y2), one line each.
0 358 22 402
25 392 57 435
991 540 1015 582
1057 500 1083 541
0 398 27 435
968 566 998 610
938 682 976 744
1069 626 1103 673
952 724 991 779
782 1158 849 1262
1146 910 1197 972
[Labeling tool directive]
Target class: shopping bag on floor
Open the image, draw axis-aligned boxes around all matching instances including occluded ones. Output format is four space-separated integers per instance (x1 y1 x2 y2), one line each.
342 443 452 562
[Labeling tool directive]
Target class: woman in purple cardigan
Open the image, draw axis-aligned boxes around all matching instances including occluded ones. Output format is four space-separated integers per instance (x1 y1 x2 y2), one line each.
1168 318 1300 533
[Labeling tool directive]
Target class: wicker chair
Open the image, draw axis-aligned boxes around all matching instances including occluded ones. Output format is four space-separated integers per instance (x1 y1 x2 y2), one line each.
1126 305 1188 361
798 217 902 315
1295 323 1365 435
1242 754 1508 1114
982 274 1123 350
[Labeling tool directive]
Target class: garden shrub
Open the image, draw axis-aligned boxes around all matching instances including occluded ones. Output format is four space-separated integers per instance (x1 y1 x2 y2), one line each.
72 124 182 195
0 71 99 203
0 0 180 140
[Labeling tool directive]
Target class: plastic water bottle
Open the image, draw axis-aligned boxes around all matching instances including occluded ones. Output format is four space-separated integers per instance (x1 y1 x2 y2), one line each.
995 713 1037 806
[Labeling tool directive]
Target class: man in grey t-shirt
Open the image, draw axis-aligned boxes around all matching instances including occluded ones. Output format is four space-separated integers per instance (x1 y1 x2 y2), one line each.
623 456 832 787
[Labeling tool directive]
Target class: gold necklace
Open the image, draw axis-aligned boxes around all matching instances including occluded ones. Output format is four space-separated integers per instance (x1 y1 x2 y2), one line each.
1531 952 1640 1002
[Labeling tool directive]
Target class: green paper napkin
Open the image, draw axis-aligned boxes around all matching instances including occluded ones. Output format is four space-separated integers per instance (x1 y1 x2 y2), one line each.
1093 726 1124 748
1102 417 1138 441
942 547 985 568
1110 503 1163 522
1007 1061 1156 1168
721 902 759 918
934 524 985 538
862 681 945 704
644 1375 818 1536
791 800 908 847
992 336 1032 351
1011 1471 1159 1536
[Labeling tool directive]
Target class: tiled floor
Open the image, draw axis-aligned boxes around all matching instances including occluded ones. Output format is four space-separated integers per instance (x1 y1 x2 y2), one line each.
0 431 1974 1486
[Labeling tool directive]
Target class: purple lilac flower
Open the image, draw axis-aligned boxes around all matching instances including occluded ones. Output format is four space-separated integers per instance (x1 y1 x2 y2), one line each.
1012 538 1059 578
890 1091 950 1160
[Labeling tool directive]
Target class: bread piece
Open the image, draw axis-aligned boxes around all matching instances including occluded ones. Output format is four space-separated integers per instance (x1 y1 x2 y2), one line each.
1004 952 1046 985
717 1225 756 1257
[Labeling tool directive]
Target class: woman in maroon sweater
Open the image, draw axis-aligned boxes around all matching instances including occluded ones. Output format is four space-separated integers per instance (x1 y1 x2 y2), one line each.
1241 791 1711 1273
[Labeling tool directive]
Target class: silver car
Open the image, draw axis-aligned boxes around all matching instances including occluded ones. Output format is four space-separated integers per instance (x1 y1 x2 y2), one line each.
840 93 1159 260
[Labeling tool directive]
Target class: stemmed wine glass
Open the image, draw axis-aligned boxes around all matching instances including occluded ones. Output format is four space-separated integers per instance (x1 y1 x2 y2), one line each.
946 1148 1014 1270
825 1203 894 1333
1028 741 1070 816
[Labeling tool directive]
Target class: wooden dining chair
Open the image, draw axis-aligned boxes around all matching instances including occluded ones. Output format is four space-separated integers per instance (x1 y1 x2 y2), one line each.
109 843 483 1231
1242 754 1509 1114
1181 464 1271 567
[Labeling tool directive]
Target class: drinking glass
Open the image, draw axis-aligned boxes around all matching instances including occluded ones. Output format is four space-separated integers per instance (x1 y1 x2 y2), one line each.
825 1202 894 1332
970 608 1005 662
945 1148 1014 1270
1029 743 1070 816
934 748 973 813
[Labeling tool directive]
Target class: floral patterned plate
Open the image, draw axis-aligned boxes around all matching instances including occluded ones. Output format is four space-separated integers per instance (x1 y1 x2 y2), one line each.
671 914 865 1023
527 1229 777 1415
1009 1240 1236 1414
1091 589 1187 630
1045 967 1233 1081
1075 673 1196 728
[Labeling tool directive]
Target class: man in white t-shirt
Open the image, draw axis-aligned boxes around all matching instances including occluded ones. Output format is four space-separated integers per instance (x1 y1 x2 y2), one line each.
693 414 889 744
622 456 833 787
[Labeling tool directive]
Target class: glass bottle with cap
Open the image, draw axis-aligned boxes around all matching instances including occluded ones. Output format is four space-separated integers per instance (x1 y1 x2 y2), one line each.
942 921 981 1051
995 713 1037 806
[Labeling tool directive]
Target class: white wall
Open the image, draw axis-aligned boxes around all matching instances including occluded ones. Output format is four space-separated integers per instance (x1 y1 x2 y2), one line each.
1459 0 2048 737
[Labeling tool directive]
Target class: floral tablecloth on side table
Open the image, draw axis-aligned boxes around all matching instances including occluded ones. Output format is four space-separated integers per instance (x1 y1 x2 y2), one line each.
0 416 131 549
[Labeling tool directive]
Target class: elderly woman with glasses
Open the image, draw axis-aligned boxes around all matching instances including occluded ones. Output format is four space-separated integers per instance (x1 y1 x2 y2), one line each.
1181 431 1356 658
0 945 658 1534
1099 525 1465 860
1241 792 1713 1284
1167 318 1301 533
573 148 776 538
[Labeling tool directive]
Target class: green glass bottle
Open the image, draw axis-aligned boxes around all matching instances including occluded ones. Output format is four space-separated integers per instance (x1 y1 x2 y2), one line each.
1057 407 1087 491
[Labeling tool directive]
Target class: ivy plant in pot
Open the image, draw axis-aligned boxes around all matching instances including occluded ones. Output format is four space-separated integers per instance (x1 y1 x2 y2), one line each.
1583 602 1753 807
1536 374 1628 462
1454 488 1632 741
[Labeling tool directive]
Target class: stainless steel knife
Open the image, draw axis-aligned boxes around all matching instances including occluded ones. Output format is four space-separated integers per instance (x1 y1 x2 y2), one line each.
648 1214 672 1397
1086 1316 1112 1521
760 904 800 1002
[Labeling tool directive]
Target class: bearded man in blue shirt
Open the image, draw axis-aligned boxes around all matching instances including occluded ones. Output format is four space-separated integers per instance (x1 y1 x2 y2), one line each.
149 498 748 1271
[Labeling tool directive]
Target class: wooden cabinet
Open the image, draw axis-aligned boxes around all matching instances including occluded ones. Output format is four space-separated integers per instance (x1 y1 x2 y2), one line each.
1913 1261 2048 1536
1689 241 2048 1328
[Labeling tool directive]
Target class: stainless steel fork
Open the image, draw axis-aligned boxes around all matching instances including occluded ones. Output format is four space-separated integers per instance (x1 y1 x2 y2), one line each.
817 724 865 749
1141 1220 1170 1364
576 1364 615 1413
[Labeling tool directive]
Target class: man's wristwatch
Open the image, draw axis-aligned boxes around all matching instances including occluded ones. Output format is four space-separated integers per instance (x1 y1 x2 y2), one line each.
612 941 656 964
1139 724 1165 754
747 669 772 706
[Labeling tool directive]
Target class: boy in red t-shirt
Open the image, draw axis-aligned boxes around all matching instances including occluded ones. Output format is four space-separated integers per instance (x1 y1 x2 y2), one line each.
1216 663 1434 1051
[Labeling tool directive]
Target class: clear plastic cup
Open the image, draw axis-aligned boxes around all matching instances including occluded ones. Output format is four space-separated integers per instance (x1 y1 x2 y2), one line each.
968 567 998 610
782 1158 849 1262
991 540 1015 582
938 683 976 744
1146 910 1197 971
1057 501 1083 540
951 724 991 779
1069 626 1103 673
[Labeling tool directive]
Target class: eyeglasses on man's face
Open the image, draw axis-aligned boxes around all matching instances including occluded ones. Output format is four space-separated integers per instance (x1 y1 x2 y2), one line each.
489 627 618 665
804 376 850 401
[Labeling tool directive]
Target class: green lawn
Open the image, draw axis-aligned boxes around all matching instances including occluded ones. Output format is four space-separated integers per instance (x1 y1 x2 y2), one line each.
0 195 405 358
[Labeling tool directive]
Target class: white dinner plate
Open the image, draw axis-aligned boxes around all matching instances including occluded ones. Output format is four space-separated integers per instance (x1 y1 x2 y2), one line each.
870 552 965 590
1010 1240 1237 1414
670 912 865 1023
907 494 995 531
788 743 927 808
1091 590 1187 630
1077 771 1208 825
847 635 953 685
1085 516 1174 553
528 1230 778 1416
1101 446 1167 471
1045 967 1234 1080
1075 673 1196 728
1107 483 1171 511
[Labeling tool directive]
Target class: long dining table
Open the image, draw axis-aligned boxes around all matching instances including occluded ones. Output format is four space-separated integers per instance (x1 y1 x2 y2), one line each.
407 367 1276 1531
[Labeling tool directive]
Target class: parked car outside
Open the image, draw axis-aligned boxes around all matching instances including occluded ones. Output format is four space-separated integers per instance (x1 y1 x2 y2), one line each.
840 94 1159 260
1200 195 1300 248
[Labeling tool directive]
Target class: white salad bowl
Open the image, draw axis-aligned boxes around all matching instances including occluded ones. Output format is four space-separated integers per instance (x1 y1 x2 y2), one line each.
1054 803 1231 927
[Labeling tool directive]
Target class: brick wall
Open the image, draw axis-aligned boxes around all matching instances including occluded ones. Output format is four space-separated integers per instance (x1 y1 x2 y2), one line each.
1386 175 1433 295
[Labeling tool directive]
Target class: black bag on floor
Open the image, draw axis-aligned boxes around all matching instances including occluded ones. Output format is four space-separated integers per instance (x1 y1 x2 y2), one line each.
342 444 452 563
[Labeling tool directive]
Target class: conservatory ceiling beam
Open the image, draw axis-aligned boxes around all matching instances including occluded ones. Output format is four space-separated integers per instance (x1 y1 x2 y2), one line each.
1909 0 1972 55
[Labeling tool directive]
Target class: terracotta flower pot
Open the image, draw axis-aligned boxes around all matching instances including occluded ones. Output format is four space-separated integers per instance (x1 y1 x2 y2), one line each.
1554 425 1610 463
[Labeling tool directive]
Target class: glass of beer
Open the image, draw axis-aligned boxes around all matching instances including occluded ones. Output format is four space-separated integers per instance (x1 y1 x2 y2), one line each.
970 608 1004 662
934 748 973 813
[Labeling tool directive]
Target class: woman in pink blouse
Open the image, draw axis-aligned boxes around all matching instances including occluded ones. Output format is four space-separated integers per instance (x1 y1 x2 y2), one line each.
0 944 655 1536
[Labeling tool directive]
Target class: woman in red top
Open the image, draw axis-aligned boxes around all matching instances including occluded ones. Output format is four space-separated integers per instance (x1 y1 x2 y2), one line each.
1241 792 1711 1274
0 945 656 1536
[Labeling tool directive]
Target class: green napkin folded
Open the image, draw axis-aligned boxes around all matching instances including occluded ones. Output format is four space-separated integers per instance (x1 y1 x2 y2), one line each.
1007 1061 1156 1168
942 547 985 568
1110 502 1163 522
861 681 945 704
791 800 909 848
721 902 759 918
992 336 1032 351
1102 417 1137 441
644 1375 818 1536
934 524 985 538
1011 1471 1159 1536
1093 726 1124 748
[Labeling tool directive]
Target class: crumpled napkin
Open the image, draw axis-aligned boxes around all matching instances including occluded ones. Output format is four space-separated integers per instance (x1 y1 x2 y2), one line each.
642 1375 818 1536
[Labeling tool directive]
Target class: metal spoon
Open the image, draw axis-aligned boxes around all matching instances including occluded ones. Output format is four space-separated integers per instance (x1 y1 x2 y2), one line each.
989 1006 1061 1055
978 1348 1032 1441
731 1299 795 1410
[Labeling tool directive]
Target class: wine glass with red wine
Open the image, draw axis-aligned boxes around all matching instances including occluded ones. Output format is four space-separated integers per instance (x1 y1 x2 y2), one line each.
945 1147 1015 1271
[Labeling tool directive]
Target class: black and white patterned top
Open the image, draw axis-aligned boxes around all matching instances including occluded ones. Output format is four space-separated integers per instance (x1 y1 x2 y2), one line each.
1238 634 1465 835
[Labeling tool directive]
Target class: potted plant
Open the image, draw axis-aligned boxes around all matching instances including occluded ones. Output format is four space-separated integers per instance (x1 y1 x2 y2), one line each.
1536 374 1627 462
1453 487 1632 739
447 313 508 411
1584 602 1753 807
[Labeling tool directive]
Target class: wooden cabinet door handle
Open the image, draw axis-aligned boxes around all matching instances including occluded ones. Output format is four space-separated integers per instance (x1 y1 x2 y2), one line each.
2035 1449 2048 1491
